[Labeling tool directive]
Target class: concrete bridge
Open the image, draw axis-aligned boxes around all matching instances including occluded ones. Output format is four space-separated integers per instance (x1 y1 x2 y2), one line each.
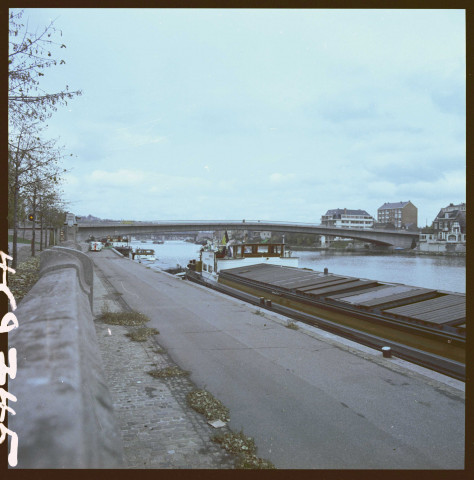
75 220 419 249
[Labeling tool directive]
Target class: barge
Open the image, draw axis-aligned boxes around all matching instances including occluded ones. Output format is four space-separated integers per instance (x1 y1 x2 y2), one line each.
186 242 465 377
114 245 133 256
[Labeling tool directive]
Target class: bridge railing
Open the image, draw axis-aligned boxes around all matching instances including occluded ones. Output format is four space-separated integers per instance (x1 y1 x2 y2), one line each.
77 220 418 235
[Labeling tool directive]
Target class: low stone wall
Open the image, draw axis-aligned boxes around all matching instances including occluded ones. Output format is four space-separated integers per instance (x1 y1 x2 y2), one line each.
8 244 124 468
418 242 466 253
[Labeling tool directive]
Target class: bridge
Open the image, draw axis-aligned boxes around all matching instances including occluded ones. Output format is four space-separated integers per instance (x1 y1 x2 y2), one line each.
74 220 419 249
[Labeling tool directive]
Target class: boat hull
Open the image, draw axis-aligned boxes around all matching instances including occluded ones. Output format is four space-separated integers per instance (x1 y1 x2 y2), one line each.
218 275 464 364
187 262 465 372
134 255 156 261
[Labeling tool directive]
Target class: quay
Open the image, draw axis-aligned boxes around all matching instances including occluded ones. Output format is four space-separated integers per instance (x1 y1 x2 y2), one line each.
9 243 465 469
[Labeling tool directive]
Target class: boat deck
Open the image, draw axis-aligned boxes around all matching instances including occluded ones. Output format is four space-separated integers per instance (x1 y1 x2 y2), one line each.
220 264 465 333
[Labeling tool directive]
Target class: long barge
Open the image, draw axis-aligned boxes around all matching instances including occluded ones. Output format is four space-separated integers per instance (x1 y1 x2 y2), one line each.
186 242 465 379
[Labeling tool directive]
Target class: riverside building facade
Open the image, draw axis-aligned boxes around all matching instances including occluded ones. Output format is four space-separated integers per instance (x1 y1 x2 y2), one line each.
418 203 466 253
321 208 374 229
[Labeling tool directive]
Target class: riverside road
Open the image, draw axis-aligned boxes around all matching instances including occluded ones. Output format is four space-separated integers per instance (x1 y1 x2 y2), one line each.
90 248 465 469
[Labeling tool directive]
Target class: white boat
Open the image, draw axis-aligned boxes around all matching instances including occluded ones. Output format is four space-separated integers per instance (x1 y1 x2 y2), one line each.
132 248 156 262
187 241 298 284
110 241 129 248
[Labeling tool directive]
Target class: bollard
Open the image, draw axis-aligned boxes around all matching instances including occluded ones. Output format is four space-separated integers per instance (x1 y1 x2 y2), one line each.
260 297 265 305
265 299 272 308
382 346 392 358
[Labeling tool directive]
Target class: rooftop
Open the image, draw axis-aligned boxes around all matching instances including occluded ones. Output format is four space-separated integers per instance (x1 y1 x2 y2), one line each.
324 208 371 217
378 201 413 210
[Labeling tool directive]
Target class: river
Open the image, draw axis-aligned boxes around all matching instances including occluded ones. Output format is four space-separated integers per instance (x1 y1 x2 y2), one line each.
129 240 466 294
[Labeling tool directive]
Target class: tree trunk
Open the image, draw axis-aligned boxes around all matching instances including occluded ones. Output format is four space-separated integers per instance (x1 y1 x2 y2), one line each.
12 170 19 270
40 206 44 252
31 186 36 257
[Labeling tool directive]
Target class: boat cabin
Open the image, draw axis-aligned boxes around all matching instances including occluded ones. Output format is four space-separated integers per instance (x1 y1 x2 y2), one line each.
199 242 298 283
132 249 156 261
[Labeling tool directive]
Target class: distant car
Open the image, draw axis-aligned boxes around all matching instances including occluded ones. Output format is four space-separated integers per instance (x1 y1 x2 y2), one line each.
89 241 103 252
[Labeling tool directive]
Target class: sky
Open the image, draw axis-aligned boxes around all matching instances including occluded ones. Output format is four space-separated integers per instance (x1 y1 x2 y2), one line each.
14 8 466 225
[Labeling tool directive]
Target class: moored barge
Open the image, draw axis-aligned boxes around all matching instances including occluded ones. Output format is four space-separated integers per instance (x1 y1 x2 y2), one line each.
186 242 465 377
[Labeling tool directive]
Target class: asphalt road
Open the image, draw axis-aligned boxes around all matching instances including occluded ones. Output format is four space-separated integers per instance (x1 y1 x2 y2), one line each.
90 248 465 469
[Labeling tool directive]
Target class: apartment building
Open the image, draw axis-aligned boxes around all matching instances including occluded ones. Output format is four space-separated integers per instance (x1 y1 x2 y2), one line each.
321 208 374 229
377 201 418 229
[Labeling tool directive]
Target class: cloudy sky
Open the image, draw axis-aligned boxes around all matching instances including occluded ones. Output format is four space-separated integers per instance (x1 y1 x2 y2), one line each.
17 8 465 225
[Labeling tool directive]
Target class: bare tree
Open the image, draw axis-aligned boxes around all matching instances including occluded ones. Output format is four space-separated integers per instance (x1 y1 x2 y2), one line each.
8 126 68 268
8 9 81 267
8 9 82 128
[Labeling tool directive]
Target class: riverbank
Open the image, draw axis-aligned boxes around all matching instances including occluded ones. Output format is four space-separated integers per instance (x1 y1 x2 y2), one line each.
288 245 465 257
8 243 466 468
90 247 465 469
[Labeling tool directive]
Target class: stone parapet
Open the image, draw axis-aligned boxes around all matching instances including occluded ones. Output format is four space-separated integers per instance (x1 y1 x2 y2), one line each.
8 247 124 468
40 246 94 309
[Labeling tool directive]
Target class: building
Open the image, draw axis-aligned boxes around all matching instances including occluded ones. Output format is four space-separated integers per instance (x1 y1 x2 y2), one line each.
377 201 418 229
432 203 466 242
418 203 466 253
321 208 374 229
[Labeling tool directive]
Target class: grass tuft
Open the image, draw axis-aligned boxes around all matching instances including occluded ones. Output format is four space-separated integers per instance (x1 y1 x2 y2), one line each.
7 256 40 304
285 320 299 330
126 327 159 342
147 366 190 378
100 310 150 326
212 431 276 469
212 431 256 455
186 389 230 422
235 454 276 469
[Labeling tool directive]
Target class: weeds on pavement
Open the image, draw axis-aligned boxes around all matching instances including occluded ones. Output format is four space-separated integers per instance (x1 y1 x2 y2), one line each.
147 366 190 378
100 309 151 326
186 389 230 422
212 431 275 469
126 327 159 342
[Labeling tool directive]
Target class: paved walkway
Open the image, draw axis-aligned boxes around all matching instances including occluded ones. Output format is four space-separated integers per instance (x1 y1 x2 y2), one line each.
90 247 465 469
92 258 238 468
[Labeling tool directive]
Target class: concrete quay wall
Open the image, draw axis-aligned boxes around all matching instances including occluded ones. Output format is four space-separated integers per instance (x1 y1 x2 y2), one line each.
8 242 124 468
